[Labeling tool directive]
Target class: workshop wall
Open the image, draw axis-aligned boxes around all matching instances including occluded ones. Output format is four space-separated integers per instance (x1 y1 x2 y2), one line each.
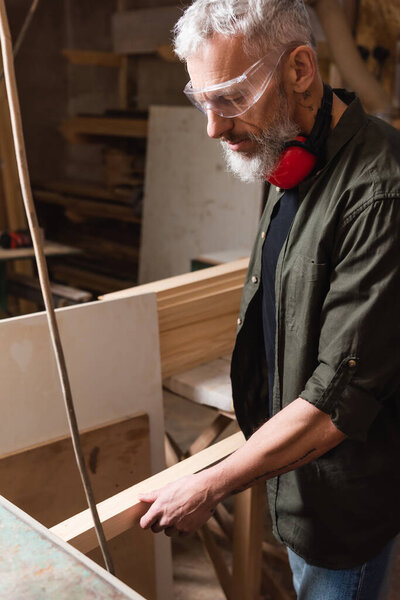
10 0 68 182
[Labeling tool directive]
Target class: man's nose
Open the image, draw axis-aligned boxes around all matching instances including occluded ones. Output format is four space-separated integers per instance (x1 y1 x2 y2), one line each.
206 110 233 139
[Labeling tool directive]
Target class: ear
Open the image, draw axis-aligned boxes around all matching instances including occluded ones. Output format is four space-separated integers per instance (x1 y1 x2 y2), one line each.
285 45 316 94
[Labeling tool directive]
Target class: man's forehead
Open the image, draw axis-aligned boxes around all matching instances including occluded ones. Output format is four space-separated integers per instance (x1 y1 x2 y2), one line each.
186 33 256 89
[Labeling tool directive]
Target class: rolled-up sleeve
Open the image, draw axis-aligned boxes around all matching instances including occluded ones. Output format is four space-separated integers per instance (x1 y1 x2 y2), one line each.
300 196 400 441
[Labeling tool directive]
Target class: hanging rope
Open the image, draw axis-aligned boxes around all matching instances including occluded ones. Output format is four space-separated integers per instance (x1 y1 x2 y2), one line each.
0 0 115 575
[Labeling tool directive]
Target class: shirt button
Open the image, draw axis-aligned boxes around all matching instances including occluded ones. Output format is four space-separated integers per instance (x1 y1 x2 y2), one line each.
251 275 259 284
276 186 282 193
237 317 242 326
348 359 357 368
261 231 266 239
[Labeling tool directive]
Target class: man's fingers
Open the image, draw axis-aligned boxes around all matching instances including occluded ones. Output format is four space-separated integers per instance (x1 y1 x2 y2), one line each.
151 521 165 534
138 490 158 503
140 507 161 529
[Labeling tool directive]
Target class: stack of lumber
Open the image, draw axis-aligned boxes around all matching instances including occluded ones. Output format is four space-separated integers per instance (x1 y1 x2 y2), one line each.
102 258 249 378
34 179 142 294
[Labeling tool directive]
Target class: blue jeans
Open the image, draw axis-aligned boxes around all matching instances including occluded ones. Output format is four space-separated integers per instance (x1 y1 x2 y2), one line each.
287 537 398 600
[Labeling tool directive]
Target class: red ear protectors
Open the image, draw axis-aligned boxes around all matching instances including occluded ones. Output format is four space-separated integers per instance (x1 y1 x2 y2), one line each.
267 135 317 188
267 84 333 189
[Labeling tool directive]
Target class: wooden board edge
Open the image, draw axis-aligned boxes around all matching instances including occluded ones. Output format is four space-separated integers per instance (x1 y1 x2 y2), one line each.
99 258 250 301
50 431 245 553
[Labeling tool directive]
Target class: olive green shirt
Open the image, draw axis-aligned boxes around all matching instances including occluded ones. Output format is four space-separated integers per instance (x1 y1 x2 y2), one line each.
230 94 400 568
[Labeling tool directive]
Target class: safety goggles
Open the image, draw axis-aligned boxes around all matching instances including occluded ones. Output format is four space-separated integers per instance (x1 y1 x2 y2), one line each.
184 52 283 118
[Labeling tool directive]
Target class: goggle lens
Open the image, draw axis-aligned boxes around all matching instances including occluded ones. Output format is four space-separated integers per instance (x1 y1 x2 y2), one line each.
186 85 255 118
184 53 281 118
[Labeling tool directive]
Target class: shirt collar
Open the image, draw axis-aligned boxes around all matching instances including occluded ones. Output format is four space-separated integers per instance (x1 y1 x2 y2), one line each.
325 90 367 164
298 91 367 196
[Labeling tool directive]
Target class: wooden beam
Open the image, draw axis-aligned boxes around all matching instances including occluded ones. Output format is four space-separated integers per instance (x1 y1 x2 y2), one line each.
188 415 233 457
158 285 243 333
7 272 92 307
160 311 239 378
101 258 249 302
50 264 135 295
232 483 265 600
51 432 245 553
36 179 144 201
62 49 123 68
198 524 234 599
59 116 148 143
34 189 141 224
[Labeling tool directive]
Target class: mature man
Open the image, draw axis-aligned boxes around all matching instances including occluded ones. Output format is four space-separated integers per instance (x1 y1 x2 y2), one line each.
139 1 400 597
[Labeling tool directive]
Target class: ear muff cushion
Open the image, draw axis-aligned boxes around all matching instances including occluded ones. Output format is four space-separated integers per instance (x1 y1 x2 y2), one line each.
267 136 317 189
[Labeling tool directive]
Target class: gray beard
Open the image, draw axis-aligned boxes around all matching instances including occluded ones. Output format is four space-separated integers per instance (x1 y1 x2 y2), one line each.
220 104 300 183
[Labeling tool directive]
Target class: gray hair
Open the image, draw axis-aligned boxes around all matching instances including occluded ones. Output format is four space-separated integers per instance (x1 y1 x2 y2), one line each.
173 0 315 61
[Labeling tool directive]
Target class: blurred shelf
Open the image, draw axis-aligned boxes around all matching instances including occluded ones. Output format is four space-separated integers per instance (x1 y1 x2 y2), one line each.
62 49 124 67
34 189 141 224
59 116 148 143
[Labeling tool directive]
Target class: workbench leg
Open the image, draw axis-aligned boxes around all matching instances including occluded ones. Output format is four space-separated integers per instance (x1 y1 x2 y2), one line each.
232 483 265 600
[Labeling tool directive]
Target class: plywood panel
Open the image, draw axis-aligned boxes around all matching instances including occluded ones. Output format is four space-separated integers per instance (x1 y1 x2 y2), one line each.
0 415 155 600
139 106 263 283
0 294 172 600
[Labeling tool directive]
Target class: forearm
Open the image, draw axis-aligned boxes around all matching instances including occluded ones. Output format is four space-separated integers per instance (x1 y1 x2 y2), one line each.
203 397 347 503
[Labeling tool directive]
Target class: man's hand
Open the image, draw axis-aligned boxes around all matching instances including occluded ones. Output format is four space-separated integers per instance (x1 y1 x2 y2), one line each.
139 399 346 538
139 472 219 536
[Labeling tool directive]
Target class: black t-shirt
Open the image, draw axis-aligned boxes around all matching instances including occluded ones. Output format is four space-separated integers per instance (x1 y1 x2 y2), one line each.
262 188 300 413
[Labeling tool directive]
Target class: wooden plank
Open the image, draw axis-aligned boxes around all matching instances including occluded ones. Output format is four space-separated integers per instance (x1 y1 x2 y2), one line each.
51 232 139 263
232 483 265 600
101 258 249 301
112 7 181 55
157 273 246 308
62 49 124 67
188 414 233 456
198 524 233 599
34 189 142 224
0 240 80 261
59 116 148 143
158 284 242 333
37 179 144 201
51 264 135 294
0 415 156 600
51 432 245 553
160 311 238 378
163 357 234 413
7 273 92 306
